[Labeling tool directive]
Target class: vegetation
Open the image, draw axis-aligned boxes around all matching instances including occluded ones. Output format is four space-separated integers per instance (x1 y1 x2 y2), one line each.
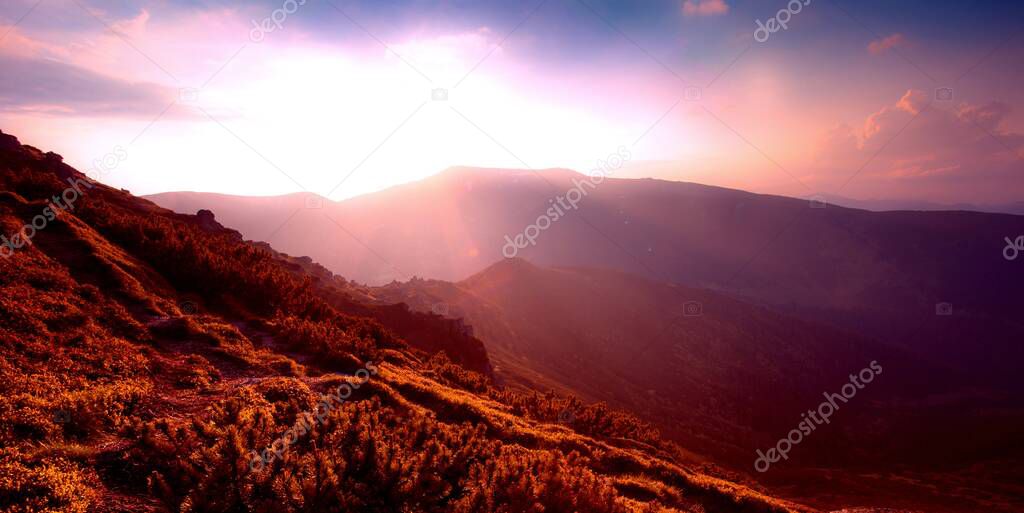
0 132 804 512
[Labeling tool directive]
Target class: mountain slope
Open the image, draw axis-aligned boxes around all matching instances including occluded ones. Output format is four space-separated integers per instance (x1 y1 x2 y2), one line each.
376 259 920 459
809 194 1024 215
146 168 1024 392
0 130 821 513
374 259 1024 513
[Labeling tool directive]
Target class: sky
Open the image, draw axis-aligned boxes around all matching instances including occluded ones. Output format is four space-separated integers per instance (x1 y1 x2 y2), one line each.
1 0 1022 204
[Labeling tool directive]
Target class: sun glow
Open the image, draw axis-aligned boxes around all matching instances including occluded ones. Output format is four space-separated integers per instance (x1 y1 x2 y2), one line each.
64 34 648 200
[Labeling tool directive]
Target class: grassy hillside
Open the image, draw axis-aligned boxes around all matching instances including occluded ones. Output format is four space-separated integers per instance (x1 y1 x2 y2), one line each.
374 259 1024 512
0 130 809 512
146 168 1024 395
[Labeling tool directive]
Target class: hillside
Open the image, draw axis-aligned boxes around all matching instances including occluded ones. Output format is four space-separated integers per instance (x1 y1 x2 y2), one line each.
0 130 823 512
373 259 1024 512
146 168 1024 393
376 259 931 460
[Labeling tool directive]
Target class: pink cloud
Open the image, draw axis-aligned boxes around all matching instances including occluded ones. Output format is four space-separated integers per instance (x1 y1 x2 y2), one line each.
0 6 253 119
867 33 905 55
0 53 179 118
682 0 729 17
814 89 1024 202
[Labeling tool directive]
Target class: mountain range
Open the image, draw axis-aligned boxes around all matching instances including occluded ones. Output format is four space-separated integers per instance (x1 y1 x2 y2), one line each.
2 130 822 513
372 258 1024 511
147 167 1024 391
809 194 1024 216
147 165 1024 512
2 128 1021 512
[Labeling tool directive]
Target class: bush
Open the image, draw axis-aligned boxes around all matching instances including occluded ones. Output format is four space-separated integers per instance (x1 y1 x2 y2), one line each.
0 451 99 513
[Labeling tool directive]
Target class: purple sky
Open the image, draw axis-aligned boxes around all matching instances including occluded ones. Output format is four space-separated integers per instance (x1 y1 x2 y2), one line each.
1 0 1022 204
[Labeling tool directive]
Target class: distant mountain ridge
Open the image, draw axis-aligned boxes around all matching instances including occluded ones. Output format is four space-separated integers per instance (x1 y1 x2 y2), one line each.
374 258 934 460
372 257 1024 512
2 129 817 513
145 168 1024 391
809 193 1024 215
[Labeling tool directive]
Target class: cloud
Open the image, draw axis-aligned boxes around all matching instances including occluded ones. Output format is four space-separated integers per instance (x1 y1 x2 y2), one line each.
814 89 1024 200
0 54 178 118
682 0 729 17
867 33 905 55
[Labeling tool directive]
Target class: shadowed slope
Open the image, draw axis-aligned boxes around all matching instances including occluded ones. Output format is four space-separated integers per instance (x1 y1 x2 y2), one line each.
0 129 810 513
146 168 1024 393
375 258 1024 513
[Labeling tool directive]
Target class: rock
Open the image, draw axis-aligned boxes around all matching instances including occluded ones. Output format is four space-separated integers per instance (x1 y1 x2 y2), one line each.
196 209 222 230
0 130 21 152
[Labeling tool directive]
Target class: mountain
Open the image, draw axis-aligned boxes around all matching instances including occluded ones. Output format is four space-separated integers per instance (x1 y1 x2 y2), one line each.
0 129 814 513
146 168 1024 392
372 258 1024 513
375 259 921 458
809 194 1024 216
